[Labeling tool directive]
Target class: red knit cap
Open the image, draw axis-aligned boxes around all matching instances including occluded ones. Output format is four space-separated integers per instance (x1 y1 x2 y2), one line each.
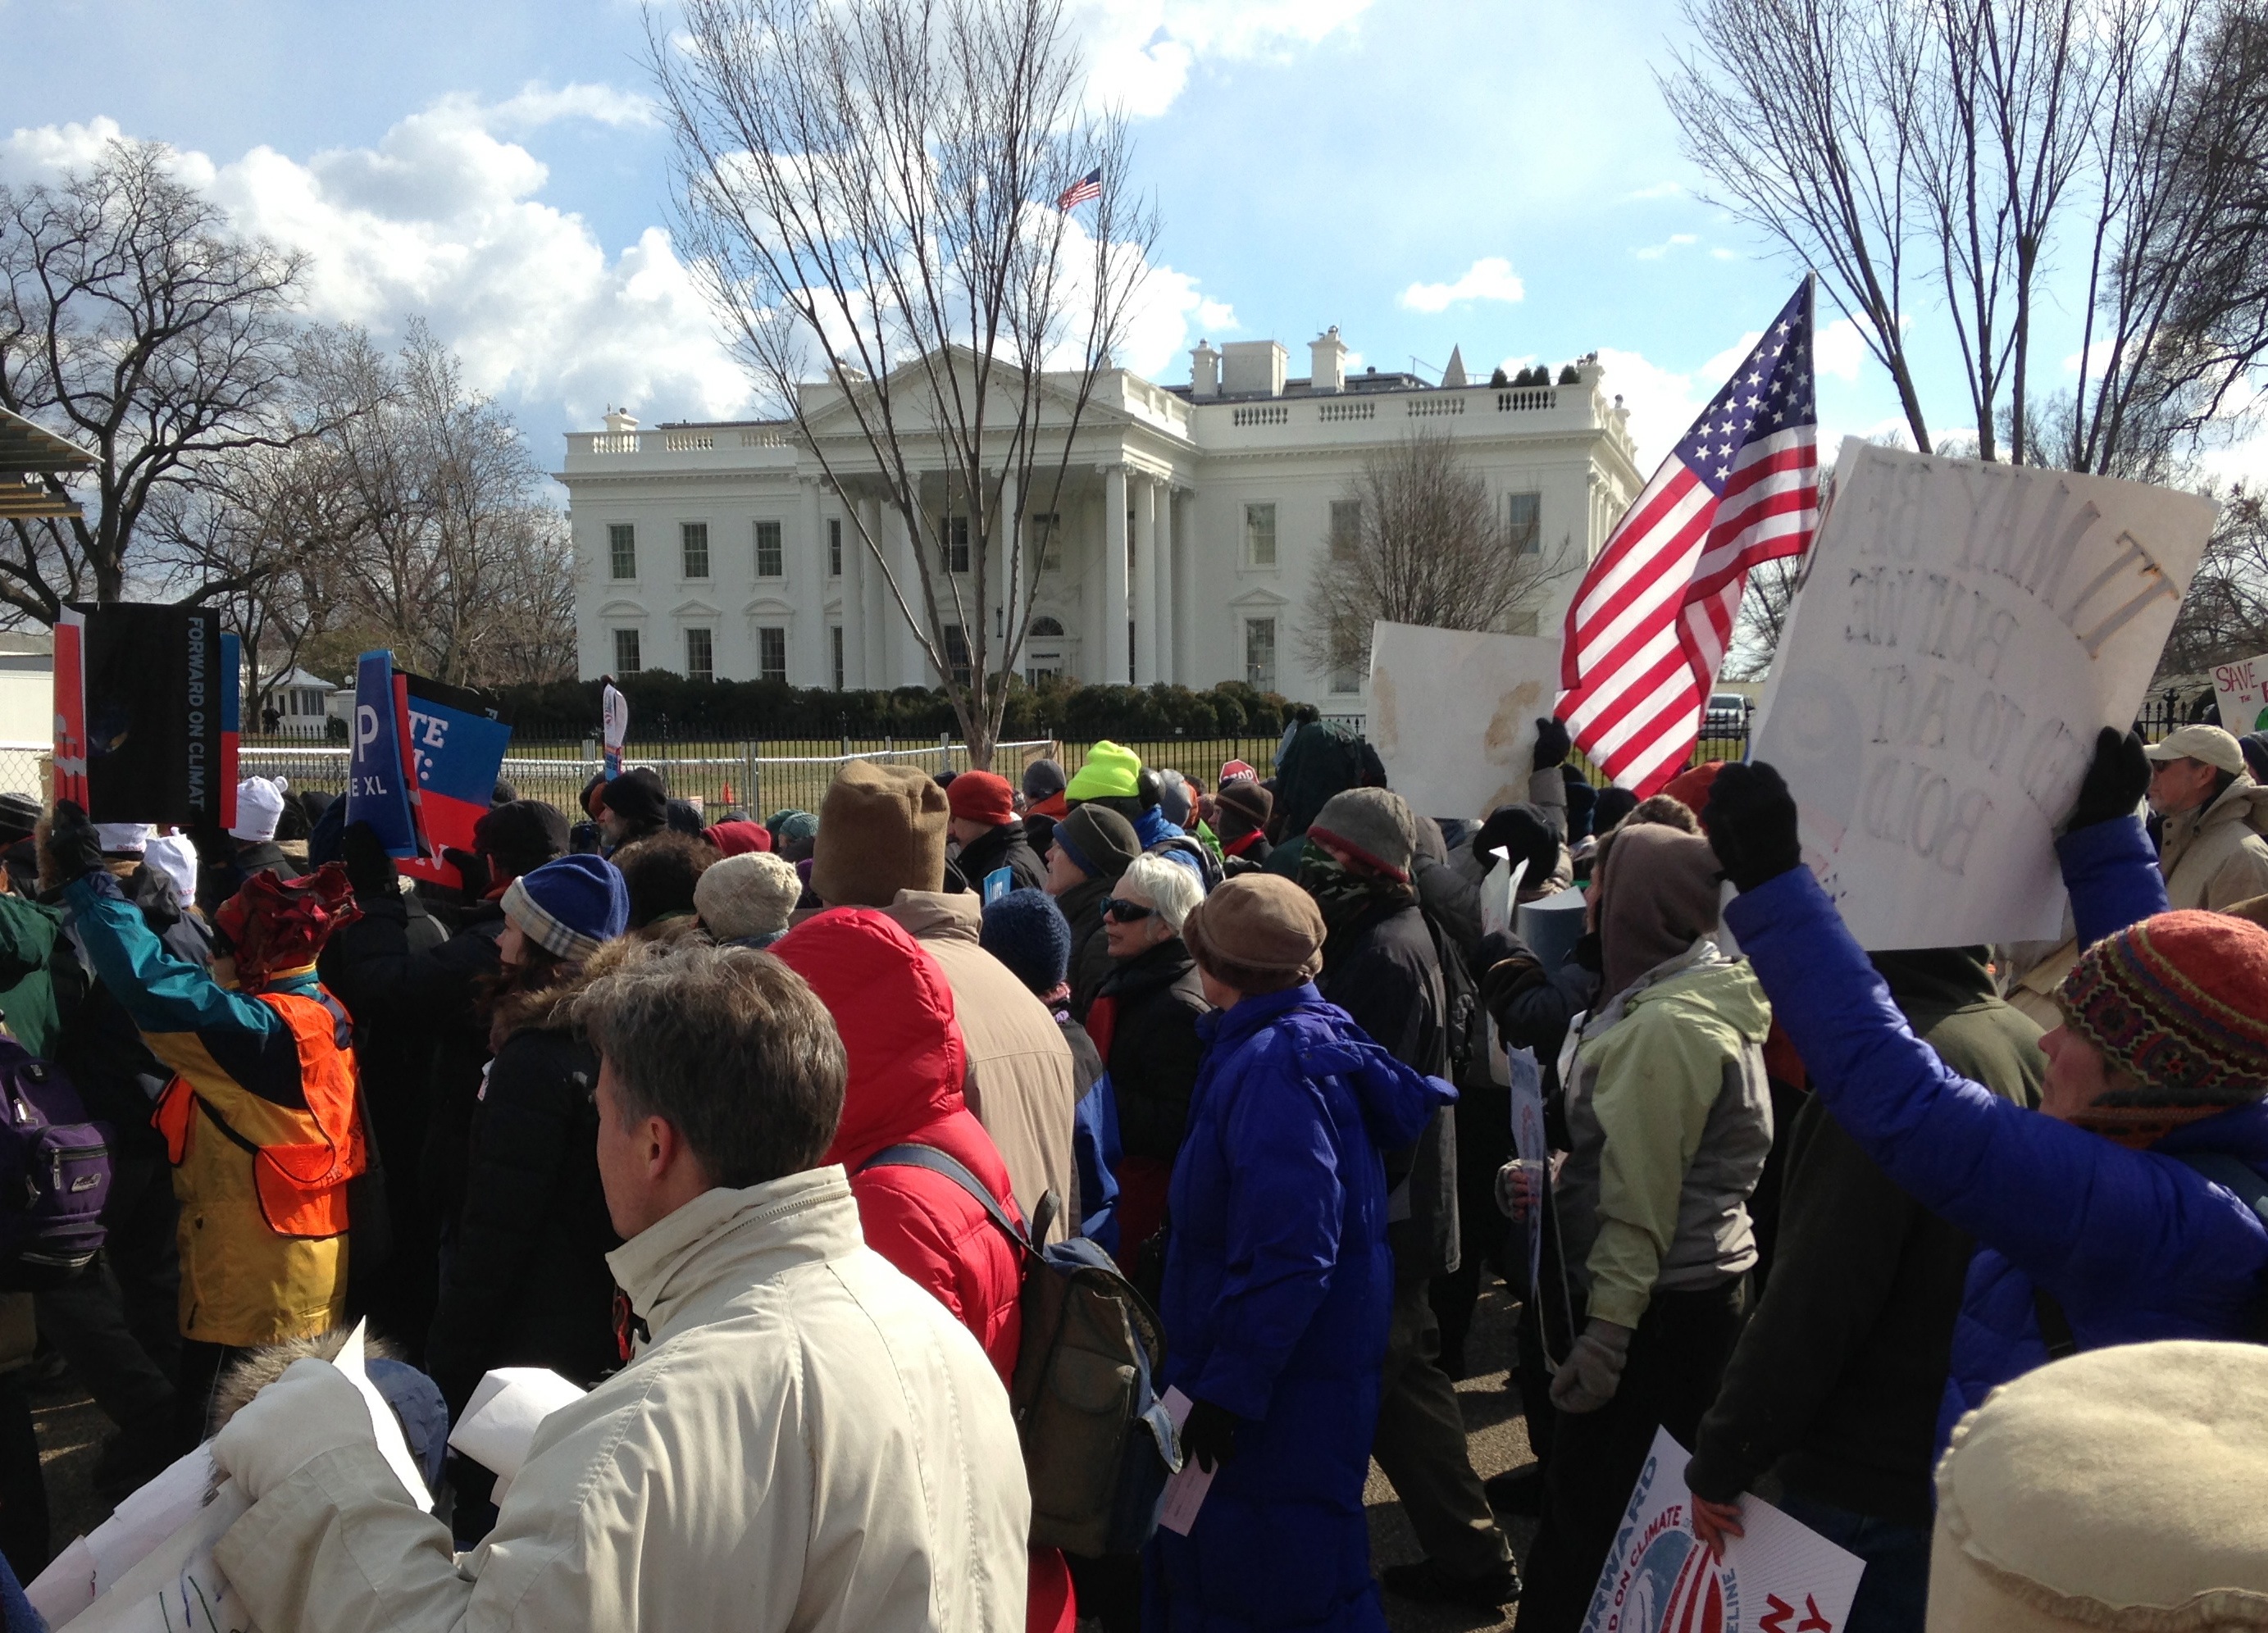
215 863 362 989
947 770 1014 826
1662 761 1724 815
2057 910 2268 1105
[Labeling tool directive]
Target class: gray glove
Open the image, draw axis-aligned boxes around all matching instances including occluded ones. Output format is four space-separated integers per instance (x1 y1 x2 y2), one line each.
1549 1317 1633 1415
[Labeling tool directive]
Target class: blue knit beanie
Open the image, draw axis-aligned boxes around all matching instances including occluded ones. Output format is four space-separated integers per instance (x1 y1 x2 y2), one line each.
980 888 1073 996
502 853 630 960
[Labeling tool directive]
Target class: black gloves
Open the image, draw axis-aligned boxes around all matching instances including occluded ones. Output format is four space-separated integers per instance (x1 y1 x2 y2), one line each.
1532 717 1572 772
1569 929 1603 975
340 821 398 898
1473 805 1560 885
43 801 102 885
1700 762 1802 892
2065 727 2151 832
1180 1399 1241 1474
443 847 493 901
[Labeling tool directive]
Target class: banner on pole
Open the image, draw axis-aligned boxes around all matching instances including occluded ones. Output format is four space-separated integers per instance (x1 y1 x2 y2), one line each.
397 674 512 892
1751 439 2215 948
347 651 420 856
52 610 86 811
602 680 628 780
64 606 229 826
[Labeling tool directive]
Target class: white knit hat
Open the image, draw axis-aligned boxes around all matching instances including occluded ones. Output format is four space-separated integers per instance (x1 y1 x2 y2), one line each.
143 834 199 911
229 776 289 843
694 852 802 944
1929 1340 2268 1630
94 823 152 855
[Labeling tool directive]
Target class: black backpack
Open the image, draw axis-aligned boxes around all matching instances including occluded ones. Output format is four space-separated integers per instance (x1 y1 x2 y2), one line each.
0 1037 109 1290
859 1144 1178 1556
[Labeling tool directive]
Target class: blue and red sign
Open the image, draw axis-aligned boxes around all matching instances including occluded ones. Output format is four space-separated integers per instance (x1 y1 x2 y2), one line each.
348 653 512 891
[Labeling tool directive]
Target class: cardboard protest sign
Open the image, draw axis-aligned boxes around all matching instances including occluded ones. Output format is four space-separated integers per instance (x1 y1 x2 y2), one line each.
1751 439 2216 948
2212 651 2268 735
1367 621 1562 821
1582 1427 1865 1633
602 680 628 779
396 674 512 892
55 606 230 826
347 651 421 857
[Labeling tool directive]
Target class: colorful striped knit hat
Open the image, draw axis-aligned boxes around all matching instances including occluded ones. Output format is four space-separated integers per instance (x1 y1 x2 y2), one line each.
2056 910 2268 1106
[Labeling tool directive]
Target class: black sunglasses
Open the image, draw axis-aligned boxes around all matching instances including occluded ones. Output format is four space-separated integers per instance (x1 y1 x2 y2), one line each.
1103 898 1156 923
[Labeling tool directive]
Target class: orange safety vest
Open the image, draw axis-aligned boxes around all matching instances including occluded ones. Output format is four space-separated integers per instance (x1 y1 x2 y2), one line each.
153 991 367 1240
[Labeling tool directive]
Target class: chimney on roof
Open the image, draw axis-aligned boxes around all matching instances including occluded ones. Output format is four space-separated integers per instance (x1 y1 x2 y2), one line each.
1441 344 1468 389
1191 340 1220 398
603 407 640 434
1310 326 1347 393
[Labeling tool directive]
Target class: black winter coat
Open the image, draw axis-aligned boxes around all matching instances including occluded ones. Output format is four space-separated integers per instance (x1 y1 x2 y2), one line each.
196 840 303 915
954 820 1048 896
1059 873 1116 1021
1095 939 1209 1163
424 995 622 1419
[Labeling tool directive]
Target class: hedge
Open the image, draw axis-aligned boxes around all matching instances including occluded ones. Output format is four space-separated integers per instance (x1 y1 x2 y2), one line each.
480 673 1301 743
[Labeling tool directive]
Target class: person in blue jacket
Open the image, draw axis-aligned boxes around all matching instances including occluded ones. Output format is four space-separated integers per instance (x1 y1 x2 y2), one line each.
1145 873 1452 1632
1700 730 2268 1461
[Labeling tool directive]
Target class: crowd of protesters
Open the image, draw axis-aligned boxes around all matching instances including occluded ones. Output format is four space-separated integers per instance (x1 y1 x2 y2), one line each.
0 705 2252 1632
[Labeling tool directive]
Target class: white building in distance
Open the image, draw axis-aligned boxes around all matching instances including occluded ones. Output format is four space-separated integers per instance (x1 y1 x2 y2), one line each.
555 331 1645 705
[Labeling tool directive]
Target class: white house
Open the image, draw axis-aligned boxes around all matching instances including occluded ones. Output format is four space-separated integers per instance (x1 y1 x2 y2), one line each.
554 332 1645 705
258 666 343 739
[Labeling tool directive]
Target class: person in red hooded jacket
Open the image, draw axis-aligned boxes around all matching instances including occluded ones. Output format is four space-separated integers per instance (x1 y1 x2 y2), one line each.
769 907 1073 1633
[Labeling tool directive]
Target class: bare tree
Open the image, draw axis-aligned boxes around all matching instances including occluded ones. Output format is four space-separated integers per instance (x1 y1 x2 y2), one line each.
1664 0 2268 475
1299 430 1577 680
2156 486 2268 677
0 139 309 619
652 0 1158 766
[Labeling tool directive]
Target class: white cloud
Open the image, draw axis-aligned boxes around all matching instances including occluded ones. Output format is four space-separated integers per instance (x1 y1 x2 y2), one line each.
1398 256 1525 315
1633 232 1698 262
1815 316 1868 382
1194 298 1240 332
1710 247 1739 262
1068 0 1374 118
1623 181 1685 202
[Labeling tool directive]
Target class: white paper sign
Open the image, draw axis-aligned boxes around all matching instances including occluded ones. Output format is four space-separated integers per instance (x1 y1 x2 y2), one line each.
2212 652 2268 736
449 1367 588 1503
1155 1387 1214 1536
1580 1428 1866 1633
1507 1045 1547 1295
1367 621 1563 822
336 1320 431 1511
1752 438 2216 948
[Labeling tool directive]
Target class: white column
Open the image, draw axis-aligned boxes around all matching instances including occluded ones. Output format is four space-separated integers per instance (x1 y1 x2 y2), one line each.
1081 491 1104 684
838 492 865 690
1103 465 1129 686
1132 473 1159 686
1155 484 1177 684
796 478 828 687
860 494 886 689
889 493 922 687
995 468 1019 675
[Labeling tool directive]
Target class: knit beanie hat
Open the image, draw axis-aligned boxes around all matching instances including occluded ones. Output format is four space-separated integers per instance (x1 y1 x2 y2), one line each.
1214 780 1273 841
1182 873 1326 994
979 887 1074 995
1154 771 1195 830
1928 1340 2268 1632
695 852 803 944
472 799 570 880
601 767 669 827
1592 785 1639 834
230 776 289 843
2244 732 2268 785
1308 787 1419 884
1022 759 1068 802
704 819 773 857
2056 910 2268 1107
501 853 630 960
95 823 153 855
1067 741 1142 802
948 771 1015 827
143 833 199 910
811 759 949 907
1050 803 1141 883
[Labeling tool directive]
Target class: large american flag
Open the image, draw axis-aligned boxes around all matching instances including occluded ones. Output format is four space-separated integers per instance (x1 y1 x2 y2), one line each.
1056 168 1102 210
1557 278 1819 795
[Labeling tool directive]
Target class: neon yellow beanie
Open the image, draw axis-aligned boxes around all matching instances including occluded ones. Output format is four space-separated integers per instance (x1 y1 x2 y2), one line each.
1066 740 1143 801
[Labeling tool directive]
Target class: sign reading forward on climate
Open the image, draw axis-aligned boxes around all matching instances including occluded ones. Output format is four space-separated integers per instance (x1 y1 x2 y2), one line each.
1751 438 2216 948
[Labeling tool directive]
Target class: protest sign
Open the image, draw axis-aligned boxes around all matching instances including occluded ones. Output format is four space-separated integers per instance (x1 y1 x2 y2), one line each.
218 633 240 830
1751 438 2216 948
602 680 628 779
1508 1044 1546 1295
56 606 230 826
2212 651 2268 736
396 673 512 892
346 651 421 856
1582 1427 1865 1633
1368 621 1562 821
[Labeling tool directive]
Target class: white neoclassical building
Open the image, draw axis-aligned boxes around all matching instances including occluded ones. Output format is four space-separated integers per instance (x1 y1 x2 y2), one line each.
556 331 1646 705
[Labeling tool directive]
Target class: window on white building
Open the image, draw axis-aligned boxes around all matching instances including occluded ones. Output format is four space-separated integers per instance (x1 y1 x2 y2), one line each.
1328 616 1364 694
613 628 641 674
608 524 637 580
1245 616 1277 692
938 515 971 574
685 627 714 680
681 523 710 579
827 518 843 577
1508 492 1542 555
830 625 845 690
1328 499 1362 561
1032 513 1062 571
754 520 784 578
758 626 787 682
943 624 972 686
1245 503 1277 567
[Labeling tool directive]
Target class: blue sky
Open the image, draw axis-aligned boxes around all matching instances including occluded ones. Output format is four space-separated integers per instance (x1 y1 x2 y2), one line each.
1 0 2205 483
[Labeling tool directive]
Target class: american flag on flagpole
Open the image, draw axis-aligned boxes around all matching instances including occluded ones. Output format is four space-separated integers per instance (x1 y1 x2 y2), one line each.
1056 168 1102 210
1557 277 1820 795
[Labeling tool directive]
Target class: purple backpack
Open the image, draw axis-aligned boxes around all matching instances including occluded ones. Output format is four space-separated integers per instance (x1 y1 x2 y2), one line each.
0 1038 108 1288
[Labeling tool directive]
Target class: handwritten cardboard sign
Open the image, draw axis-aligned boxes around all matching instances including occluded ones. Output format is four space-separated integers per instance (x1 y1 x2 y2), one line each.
1368 621 1562 822
1751 439 2215 948
2212 652 2268 736
1582 1427 1865 1633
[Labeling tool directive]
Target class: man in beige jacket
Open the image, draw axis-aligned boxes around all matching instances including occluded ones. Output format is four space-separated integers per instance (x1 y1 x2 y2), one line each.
2146 723 2268 908
207 940 1030 1632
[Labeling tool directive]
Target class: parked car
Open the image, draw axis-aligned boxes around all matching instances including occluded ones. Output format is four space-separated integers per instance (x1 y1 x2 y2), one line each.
1704 692 1752 737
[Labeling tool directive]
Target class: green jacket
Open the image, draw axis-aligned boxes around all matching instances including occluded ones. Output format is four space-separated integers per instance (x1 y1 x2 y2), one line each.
1560 940 1774 1329
0 892 66 1058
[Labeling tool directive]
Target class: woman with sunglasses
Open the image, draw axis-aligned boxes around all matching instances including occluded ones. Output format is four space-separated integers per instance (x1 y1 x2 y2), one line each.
1086 853 1209 1273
